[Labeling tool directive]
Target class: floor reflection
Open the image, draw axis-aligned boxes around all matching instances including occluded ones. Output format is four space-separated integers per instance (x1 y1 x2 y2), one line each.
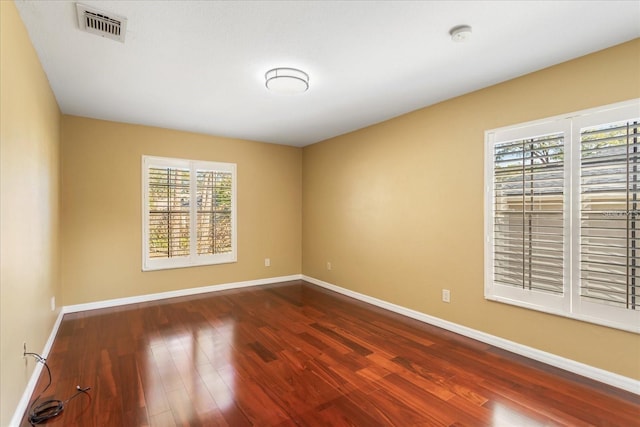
198 322 236 412
492 402 545 427
145 319 236 423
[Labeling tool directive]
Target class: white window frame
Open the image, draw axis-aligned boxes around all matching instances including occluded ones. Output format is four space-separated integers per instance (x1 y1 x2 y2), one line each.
142 155 237 271
485 99 640 334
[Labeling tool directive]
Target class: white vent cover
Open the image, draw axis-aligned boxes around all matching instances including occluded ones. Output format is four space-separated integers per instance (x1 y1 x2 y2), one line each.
76 3 127 43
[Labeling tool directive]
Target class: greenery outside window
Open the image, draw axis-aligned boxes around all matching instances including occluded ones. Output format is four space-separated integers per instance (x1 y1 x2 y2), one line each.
142 156 237 271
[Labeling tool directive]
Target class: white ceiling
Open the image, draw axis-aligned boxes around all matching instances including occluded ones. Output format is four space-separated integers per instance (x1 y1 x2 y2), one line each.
14 1 640 147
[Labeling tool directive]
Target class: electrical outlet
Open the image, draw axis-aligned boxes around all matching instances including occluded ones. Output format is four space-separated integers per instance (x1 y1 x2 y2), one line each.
50 296 56 311
326 262 332 270
442 289 451 303
264 258 271 267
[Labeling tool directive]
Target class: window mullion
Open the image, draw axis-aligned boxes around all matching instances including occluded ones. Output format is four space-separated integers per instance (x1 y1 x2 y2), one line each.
566 118 578 315
522 139 527 290
627 121 638 310
168 168 173 259
189 162 198 263
626 122 630 310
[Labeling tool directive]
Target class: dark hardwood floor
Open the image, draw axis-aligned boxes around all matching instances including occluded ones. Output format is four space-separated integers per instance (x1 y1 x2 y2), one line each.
21 280 639 426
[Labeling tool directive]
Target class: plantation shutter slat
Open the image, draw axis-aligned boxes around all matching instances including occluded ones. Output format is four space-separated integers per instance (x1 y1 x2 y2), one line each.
580 119 640 309
493 132 565 294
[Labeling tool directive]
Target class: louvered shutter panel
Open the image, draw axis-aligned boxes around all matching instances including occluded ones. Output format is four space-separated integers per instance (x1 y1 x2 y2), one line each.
493 132 565 294
147 166 191 259
580 118 640 310
197 170 233 255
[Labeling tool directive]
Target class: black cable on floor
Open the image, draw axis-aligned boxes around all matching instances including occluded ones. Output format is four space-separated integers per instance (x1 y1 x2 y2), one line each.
24 352 91 425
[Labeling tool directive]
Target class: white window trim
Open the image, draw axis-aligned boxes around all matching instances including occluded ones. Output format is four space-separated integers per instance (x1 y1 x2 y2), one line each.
485 99 640 334
142 155 237 271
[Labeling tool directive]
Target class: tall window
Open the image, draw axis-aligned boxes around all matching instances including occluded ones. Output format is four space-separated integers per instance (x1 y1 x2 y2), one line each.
142 156 236 271
485 100 640 333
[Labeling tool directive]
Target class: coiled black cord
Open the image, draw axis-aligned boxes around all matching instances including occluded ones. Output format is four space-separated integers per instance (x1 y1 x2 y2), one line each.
25 352 91 425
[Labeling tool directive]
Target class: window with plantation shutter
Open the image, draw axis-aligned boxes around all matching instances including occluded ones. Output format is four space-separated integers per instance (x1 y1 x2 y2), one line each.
486 99 640 333
143 156 236 271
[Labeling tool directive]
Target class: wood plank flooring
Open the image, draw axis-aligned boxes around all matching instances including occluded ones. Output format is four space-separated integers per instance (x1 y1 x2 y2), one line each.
20 280 639 426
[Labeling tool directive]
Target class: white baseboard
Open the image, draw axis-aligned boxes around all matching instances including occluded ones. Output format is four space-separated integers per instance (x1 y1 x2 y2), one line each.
63 274 303 314
10 309 65 427
302 275 640 395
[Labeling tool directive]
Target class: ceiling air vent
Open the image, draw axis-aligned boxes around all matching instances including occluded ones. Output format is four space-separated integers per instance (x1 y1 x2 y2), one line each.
76 3 127 43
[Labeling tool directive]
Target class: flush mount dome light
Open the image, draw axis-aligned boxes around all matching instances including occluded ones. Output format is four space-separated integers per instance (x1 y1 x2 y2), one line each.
265 68 309 95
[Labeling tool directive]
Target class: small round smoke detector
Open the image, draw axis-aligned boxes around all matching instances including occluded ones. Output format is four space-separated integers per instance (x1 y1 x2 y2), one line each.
450 25 472 42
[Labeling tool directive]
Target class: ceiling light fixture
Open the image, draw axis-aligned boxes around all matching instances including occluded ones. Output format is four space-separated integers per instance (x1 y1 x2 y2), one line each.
450 25 472 42
265 68 309 95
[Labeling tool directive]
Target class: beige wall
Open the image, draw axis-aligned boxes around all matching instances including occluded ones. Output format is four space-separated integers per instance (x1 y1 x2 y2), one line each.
60 116 302 305
302 39 640 380
0 1 62 424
